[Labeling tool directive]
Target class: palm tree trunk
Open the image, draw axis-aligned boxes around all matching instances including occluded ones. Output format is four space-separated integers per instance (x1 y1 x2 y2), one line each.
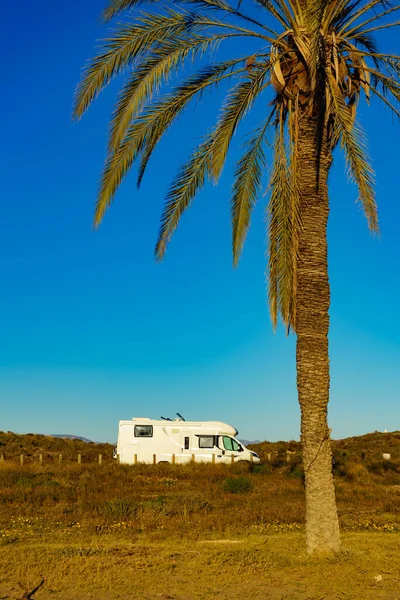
296 116 341 554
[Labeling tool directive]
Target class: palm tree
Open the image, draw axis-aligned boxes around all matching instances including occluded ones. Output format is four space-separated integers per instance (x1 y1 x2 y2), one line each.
74 0 400 554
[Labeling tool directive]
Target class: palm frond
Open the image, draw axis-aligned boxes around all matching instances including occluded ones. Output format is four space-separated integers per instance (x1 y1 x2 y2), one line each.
369 84 400 119
73 10 197 120
360 19 400 35
153 61 271 261
105 0 279 39
350 31 379 55
285 0 305 26
342 3 400 38
345 49 400 62
306 0 330 95
185 0 239 11
231 112 273 266
94 59 245 226
328 74 378 232
286 95 301 329
329 1 362 31
253 0 291 29
355 64 400 101
183 0 280 35
384 56 400 79
338 0 392 34
76 0 400 331
133 59 249 188
340 42 400 70
155 133 216 260
108 32 239 153
268 109 297 331
102 0 153 22
210 64 269 181
273 0 299 28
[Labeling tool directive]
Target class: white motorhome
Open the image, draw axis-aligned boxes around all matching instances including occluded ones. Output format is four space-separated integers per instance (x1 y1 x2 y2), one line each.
116 417 260 465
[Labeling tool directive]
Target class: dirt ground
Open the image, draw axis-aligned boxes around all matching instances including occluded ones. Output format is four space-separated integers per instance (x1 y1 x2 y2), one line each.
1 532 400 600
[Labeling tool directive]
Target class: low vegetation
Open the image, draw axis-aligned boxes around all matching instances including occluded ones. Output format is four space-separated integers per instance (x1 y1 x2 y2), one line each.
0 431 112 462
2 533 400 599
0 431 399 598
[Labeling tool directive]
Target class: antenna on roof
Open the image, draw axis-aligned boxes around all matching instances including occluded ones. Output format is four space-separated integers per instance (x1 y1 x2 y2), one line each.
160 416 171 421
176 413 185 422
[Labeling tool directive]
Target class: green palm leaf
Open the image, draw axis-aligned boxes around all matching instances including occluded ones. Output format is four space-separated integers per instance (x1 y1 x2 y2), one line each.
231 114 272 266
77 0 400 327
155 133 216 260
343 4 400 38
153 62 268 260
328 74 378 232
73 10 200 120
102 0 154 22
306 0 330 93
211 64 270 181
108 32 236 153
94 59 247 226
268 111 297 331
107 19 266 154
338 0 390 34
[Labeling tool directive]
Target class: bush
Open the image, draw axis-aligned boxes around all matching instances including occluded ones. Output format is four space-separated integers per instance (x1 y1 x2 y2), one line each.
368 459 400 476
104 498 138 520
287 465 305 482
222 476 253 494
271 453 286 469
252 463 272 475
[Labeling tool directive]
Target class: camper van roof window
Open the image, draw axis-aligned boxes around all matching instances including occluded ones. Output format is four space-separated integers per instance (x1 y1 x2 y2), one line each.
134 425 153 438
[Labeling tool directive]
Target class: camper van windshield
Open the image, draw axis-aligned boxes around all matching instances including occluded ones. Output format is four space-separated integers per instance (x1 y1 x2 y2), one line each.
222 436 240 452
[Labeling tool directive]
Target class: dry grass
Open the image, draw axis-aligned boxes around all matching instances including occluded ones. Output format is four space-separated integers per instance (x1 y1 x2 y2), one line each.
1 432 400 599
254 430 400 467
1 461 399 539
0 431 112 463
1 532 400 599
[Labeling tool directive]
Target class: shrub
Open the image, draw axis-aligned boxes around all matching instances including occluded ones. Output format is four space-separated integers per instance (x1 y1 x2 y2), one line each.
270 453 287 469
104 498 138 520
383 459 400 473
287 465 305 482
252 464 272 475
222 476 253 494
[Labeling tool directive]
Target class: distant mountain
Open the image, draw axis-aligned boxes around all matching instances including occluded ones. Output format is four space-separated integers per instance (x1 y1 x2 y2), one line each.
50 434 95 443
239 439 261 447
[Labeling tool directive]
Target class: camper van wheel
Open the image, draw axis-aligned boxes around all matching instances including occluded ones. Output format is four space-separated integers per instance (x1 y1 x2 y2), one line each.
158 461 169 465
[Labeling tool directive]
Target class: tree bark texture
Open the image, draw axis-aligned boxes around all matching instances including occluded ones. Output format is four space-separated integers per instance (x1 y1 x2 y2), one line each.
296 116 341 554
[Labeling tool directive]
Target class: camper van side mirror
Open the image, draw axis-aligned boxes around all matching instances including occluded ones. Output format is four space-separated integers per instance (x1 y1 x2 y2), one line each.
238 444 243 452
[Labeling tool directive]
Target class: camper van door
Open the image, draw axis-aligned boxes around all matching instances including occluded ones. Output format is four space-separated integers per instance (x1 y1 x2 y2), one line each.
216 435 242 464
180 431 191 463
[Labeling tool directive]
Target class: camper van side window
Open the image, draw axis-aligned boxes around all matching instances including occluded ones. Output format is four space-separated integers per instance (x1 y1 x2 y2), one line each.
184 437 190 450
134 425 153 438
198 436 215 449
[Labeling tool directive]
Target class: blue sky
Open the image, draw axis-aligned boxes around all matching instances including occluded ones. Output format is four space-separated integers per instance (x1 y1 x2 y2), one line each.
1 1 399 443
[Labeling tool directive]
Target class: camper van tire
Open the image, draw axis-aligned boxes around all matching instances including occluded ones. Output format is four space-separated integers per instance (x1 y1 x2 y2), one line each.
117 418 261 466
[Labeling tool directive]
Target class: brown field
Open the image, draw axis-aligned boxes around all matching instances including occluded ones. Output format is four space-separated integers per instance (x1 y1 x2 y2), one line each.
1 431 400 599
